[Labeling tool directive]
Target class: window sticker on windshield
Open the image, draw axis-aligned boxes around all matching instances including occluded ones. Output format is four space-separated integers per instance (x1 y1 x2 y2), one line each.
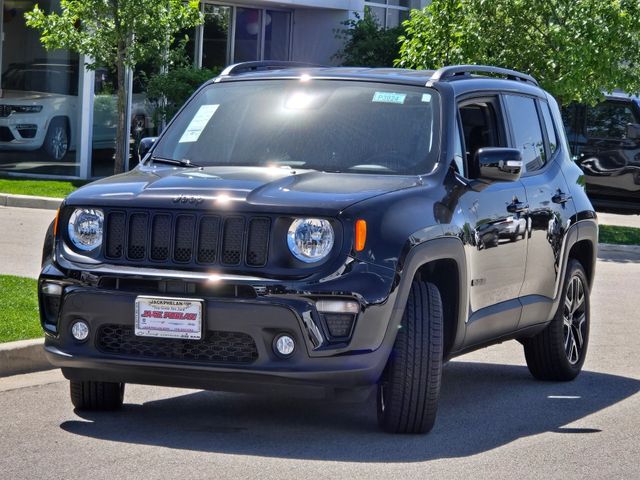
179 104 219 143
372 92 406 104
422 93 432 103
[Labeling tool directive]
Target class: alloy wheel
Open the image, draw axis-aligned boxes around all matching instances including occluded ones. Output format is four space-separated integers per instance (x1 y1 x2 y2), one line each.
563 275 587 365
50 125 68 161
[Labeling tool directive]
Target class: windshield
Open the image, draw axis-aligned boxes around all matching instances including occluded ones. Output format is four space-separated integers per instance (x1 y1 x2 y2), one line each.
1 65 78 95
152 79 440 175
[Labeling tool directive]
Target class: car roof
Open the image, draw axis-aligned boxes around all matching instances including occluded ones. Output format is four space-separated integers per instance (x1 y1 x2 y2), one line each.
214 64 547 98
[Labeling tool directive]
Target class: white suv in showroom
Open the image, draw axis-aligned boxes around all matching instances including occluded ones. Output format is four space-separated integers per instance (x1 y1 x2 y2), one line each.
0 62 151 161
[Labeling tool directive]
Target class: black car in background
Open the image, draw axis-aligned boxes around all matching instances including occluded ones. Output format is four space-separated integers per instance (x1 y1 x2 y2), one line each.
39 63 598 434
563 92 640 212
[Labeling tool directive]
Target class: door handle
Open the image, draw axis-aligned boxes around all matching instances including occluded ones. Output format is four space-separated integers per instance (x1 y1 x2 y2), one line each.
507 201 529 213
552 190 571 204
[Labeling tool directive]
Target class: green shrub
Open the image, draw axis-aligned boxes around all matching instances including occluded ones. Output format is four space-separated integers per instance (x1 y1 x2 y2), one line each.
334 11 403 68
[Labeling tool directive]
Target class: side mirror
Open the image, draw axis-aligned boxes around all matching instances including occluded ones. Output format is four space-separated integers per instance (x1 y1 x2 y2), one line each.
476 147 523 183
138 137 158 163
626 123 640 140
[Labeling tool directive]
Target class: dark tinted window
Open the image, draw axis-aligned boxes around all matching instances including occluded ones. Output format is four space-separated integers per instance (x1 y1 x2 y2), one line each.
504 95 545 173
541 102 558 154
459 99 503 178
585 101 638 139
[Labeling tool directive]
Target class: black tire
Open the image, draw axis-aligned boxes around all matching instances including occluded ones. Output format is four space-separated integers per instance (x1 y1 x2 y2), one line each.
43 118 69 161
523 259 590 381
70 380 125 410
377 281 443 434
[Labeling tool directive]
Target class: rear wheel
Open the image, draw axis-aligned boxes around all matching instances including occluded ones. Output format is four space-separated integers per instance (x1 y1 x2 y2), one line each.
70 380 125 410
523 259 590 381
377 281 443 434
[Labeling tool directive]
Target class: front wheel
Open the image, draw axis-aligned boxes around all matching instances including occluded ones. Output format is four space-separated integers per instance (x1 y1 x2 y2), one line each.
70 380 125 410
523 259 590 381
43 118 69 161
377 281 443 434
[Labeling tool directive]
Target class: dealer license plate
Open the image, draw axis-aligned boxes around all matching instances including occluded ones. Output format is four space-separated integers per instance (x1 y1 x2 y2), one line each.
134 296 204 340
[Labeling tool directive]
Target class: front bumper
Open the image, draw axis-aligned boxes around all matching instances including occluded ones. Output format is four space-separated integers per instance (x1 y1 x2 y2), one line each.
0 116 46 150
40 259 400 397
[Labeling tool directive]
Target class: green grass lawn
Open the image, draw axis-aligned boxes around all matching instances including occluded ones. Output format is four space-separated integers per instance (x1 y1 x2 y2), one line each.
0 276 41 343
599 225 640 246
0 177 86 199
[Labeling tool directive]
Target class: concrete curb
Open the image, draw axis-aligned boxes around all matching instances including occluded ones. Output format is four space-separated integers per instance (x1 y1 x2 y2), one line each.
598 243 640 257
0 338 53 378
0 193 62 211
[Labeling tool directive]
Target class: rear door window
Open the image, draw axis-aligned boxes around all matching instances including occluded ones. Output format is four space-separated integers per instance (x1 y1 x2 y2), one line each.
503 95 546 173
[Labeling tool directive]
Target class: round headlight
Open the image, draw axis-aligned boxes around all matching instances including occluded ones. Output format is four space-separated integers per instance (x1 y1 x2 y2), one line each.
287 218 334 263
67 208 104 251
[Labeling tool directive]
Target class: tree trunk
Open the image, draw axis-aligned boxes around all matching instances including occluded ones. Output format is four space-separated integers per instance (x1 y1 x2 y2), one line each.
114 51 127 175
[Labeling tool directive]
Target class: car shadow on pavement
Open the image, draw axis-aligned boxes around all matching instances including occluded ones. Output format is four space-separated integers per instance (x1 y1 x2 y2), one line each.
59 361 640 463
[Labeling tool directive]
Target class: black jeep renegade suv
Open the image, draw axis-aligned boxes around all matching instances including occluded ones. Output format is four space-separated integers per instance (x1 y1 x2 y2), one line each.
39 63 598 434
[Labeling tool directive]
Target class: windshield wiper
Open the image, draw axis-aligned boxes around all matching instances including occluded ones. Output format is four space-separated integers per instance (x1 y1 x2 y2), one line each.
149 156 201 168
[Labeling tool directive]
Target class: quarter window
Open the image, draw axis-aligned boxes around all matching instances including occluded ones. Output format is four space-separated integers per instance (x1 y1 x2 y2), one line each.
504 95 546 173
585 101 638 139
541 102 558 155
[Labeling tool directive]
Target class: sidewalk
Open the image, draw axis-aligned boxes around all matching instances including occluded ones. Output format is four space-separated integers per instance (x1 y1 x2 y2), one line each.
597 212 640 228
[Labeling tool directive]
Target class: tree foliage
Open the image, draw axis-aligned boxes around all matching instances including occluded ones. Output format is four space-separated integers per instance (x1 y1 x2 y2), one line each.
334 10 403 68
145 66 220 126
397 0 640 105
25 0 203 173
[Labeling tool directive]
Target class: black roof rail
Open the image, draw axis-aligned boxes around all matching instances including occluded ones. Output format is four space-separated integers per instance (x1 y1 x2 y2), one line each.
220 61 323 76
430 65 539 86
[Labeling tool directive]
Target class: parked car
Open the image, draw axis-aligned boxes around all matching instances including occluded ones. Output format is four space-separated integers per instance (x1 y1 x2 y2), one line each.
563 91 640 212
0 62 152 160
39 63 597 434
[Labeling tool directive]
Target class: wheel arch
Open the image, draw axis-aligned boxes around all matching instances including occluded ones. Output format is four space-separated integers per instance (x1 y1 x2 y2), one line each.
387 237 468 361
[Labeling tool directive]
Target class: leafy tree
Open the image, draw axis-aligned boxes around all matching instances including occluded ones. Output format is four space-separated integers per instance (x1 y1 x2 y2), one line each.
25 0 203 174
397 0 640 105
145 66 221 127
334 10 403 68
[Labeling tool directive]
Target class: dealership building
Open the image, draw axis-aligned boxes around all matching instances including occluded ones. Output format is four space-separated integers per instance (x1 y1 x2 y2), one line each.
0 0 426 179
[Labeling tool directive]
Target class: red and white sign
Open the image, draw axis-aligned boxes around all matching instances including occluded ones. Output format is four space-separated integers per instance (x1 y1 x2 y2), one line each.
134 296 203 340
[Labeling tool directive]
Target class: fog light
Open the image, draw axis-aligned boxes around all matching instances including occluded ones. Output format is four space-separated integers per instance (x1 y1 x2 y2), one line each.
41 282 63 296
71 320 90 341
274 334 295 357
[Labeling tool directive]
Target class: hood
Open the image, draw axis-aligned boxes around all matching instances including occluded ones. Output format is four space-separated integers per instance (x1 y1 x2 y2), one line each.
65 165 421 214
0 90 67 102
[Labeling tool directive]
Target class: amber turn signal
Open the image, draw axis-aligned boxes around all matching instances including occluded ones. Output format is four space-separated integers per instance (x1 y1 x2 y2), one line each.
53 208 60 236
355 219 367 252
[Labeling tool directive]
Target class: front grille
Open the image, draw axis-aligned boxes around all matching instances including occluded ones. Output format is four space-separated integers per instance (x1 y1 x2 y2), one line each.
103 210 271 269
0 106 12 118
0 126 15 142
97 324 258 364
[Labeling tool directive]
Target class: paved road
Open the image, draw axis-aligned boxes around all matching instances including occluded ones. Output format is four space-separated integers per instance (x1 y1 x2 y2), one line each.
0 206 55 278
0 247 638 479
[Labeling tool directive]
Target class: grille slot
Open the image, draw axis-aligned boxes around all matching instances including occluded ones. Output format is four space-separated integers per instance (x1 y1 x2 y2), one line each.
150 215 171 261
103 210 270 268
173 215 196 263
197 216 220 264
105 212 126 258
96 325 258 364
127 213 148 260
222 217 245 265
246 218 270 267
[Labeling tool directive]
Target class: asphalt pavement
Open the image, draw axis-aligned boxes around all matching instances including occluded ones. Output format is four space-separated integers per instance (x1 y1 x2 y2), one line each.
0 206 639 479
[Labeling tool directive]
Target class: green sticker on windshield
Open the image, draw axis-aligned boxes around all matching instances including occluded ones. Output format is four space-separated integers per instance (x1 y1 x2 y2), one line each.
372 92 406 104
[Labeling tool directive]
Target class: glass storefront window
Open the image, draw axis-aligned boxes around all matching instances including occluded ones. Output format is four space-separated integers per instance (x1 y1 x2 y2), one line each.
0 0 80 176
234 8 262 62
264 11 291 61
202 5 231 69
